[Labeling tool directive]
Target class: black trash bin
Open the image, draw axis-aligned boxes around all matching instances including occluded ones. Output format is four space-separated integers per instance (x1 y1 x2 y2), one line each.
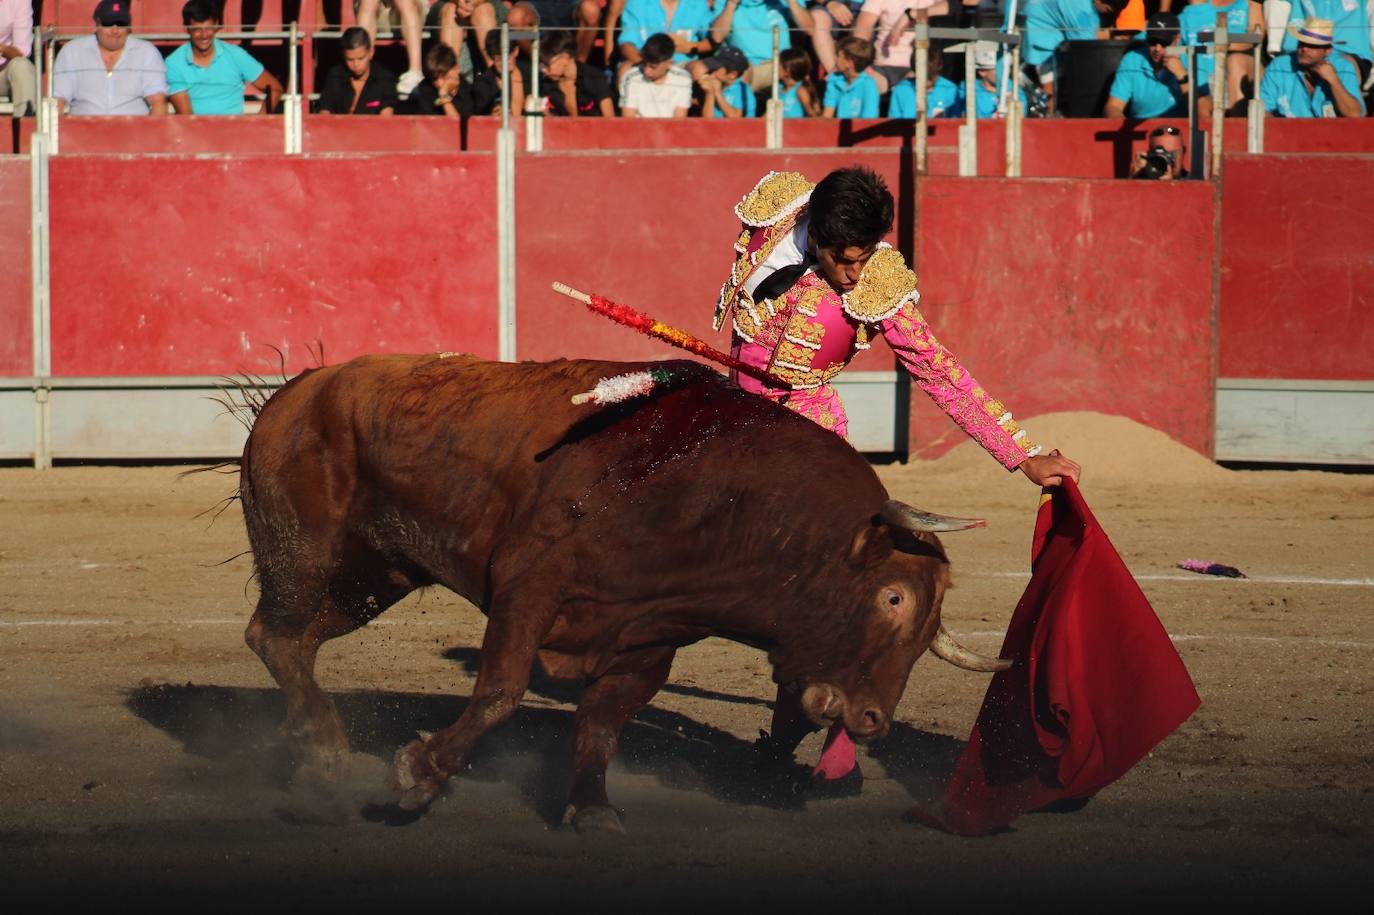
1054 39 1134 117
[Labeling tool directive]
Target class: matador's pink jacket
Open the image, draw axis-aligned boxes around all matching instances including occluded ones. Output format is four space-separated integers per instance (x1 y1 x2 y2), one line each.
715 172 1039 470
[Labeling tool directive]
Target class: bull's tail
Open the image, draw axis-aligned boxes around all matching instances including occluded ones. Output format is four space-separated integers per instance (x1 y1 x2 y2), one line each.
180 343 324 513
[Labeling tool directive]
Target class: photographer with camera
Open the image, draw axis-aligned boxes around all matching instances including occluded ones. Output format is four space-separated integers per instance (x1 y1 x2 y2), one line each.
1130 124 1189 180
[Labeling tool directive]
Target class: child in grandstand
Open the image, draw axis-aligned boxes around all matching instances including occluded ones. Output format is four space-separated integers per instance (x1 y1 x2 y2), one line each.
887 44 958 117
822 35 880 117
777 47 822 116
695 44 759 117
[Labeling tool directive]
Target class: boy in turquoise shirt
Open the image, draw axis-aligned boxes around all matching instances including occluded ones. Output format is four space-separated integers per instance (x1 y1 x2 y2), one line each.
822 35 879 117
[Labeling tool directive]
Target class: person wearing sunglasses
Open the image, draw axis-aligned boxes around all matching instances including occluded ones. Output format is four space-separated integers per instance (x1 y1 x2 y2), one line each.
1103 13 1203 120
51 0 168 116
1130 124 1189 180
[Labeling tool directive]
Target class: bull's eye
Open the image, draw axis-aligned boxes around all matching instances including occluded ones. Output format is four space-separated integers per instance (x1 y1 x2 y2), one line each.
886 590 902 607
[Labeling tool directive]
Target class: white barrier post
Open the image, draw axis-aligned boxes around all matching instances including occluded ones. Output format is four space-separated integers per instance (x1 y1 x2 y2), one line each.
765 26 782 149
1005 30 1020 177
497 25 517 362
1211 16 1228 179
1247 41 1264 153
959 38 976 176
29 128 51 469
526 32 543 152
914 11 928 175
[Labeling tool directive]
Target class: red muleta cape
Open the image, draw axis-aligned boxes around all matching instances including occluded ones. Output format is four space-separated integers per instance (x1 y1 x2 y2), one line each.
910 479 1201 835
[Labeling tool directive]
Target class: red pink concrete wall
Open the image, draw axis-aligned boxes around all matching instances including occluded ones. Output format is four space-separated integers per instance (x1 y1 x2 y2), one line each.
0 157 30 376
911 176 1218 459
512 148 912 373
1219 153 1374 380
47 153 499 376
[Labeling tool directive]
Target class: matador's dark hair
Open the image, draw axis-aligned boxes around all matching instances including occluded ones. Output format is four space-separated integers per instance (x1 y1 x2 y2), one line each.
808 166 894 252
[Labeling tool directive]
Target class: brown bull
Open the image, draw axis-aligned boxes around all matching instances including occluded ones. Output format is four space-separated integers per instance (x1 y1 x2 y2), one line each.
238 354 1006 832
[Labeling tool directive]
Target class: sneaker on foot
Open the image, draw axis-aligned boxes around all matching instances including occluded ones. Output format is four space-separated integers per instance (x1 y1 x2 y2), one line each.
397 70 424 99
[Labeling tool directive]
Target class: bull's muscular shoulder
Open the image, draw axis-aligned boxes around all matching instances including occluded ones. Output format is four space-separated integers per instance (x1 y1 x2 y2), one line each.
734 171 815 228
843 245 919 324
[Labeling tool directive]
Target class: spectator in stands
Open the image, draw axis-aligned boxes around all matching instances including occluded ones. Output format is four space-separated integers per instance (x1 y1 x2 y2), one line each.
806 0 865 76
777 46 822 115
1269 0 1372 73
697 43 759 115
1103 13 1195 118
538 29 616 115
888 44 958 117
52 0 168 116
853 0 950 93
166 0 283 115
402 41 471 116
710 0 816 92
317 27 399 114
529 0 605 62
1178 0 1261 114
615 0 715 85
1260 17 1366 116
957 39 1028 117
621 33 694 115
354 0 426 97
431 0 506 80
0 0 36 118
1129 123 1189 179
468 27 528 115
823 34 880 115
1021 0 1110 113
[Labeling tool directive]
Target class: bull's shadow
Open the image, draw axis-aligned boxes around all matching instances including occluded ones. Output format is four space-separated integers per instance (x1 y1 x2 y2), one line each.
126 654 966 824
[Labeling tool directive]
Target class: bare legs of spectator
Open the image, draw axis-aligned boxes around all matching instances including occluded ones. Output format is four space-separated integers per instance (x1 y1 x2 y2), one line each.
1225 50 1254 115
0 57 36 118
810 8 839 74
356 0 426 93
603 0 626 68
575 0 602 62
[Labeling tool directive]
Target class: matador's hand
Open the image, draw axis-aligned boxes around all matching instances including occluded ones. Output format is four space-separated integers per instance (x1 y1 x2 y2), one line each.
1020 449 1081 487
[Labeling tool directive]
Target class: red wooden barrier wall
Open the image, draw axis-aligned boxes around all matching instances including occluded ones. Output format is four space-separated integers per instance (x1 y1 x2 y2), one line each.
47 152 499 376
512 148 911 373
0 157 31 376
1219 154 1374 381
911 176 1218 458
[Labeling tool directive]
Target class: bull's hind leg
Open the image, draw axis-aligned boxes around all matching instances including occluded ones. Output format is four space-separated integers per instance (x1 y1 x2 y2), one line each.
564 648 676 834
246 549 413 780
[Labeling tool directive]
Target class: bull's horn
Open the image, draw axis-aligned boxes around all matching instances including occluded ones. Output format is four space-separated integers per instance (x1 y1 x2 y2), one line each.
881 500 986 533
930 625 1013 672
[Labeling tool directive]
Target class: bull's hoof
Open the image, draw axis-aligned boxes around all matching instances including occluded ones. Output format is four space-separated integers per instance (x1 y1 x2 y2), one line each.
563 804 627 835
390 739 445 812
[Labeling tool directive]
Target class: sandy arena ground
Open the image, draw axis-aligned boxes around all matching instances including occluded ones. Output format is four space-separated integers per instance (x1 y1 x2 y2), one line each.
2 412 1371 912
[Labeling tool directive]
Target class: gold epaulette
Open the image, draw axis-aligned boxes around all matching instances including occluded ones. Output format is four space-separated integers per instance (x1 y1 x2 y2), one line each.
841 245 918 324
734 171 815 228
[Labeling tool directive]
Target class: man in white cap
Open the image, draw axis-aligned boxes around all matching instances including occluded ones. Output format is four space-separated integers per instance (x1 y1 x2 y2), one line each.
958 39 1027 118
1260 17 1365 116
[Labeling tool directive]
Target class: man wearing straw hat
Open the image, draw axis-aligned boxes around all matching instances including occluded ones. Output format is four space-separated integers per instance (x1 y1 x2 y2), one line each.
1260 17 1365 116
715 166 1081 794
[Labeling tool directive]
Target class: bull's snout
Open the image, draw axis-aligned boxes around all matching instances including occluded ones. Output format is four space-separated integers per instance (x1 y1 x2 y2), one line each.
852 707 887 741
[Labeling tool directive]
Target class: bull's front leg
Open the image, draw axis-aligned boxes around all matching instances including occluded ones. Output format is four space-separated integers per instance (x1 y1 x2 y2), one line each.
390 592 558 812
564 648 676 834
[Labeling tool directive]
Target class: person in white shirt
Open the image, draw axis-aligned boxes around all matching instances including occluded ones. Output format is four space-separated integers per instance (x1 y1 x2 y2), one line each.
620 32 694 117
52 0 169 116
0 0 35 117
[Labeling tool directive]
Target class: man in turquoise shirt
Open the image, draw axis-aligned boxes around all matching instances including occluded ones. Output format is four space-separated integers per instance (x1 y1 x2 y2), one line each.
167 0 282 115
619 0 715 66
1261 17 1366 116
1104 14 1193 118
710 0 814 91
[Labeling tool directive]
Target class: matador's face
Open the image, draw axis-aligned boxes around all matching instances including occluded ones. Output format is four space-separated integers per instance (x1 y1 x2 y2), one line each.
814 243 878 294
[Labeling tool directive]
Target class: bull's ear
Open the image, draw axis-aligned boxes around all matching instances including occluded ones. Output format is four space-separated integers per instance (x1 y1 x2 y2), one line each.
846 521 895 569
